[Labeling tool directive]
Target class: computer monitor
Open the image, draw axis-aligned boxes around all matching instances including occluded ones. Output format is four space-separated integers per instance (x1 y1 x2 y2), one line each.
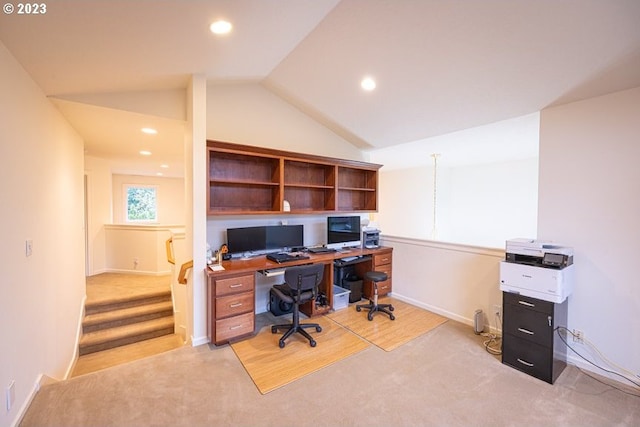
266 225 304 250
226 226 267 254
326 216 361 250
226 224 304 255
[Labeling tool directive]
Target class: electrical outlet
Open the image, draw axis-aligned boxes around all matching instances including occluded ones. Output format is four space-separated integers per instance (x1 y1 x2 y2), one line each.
493 304 502 317
25 240 33 257
573 329 584 343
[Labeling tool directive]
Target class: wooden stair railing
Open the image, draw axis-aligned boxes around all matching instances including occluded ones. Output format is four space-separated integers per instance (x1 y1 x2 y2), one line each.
166 237 175 265
166 237 193 284
178 260 193 285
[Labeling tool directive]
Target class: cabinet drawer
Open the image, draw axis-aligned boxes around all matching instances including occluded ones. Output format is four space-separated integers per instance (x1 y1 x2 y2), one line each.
502 334 553 383
374 263 392 278
503 292 553 315
216 292 254 319
377 280 392 295
215 312 254 343
503 304 553 347
373 253 392 266
215 274 255 296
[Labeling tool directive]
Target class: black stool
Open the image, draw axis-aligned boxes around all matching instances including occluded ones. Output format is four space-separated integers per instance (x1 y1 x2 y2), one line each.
356 271 395 321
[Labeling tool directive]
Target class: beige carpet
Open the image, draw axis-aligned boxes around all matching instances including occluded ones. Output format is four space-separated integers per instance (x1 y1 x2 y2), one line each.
327 296 448 351
230 315 369 394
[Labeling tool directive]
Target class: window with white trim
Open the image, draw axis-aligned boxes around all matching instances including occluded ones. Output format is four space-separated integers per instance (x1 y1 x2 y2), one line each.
124 184 158 223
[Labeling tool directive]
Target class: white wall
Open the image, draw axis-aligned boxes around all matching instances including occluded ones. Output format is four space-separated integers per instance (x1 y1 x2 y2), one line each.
104 225 177 275
538 86 640 380
385 237 504 332
370 113 539 248
207 82 365 161
444 158 538 247
0 41 86 427
376 158 538 248
111 174 185 224
84 156 113 275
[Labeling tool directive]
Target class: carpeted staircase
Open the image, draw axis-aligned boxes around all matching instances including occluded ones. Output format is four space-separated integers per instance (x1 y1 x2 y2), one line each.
79 290 175 355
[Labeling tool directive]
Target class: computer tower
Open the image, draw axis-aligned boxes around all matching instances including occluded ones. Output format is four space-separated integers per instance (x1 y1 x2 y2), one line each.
334 263 362 303
269 287 293 316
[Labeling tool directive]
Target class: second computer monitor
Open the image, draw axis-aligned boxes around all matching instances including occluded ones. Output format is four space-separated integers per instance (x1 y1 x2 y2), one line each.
266 225 303 250
326 216 361 250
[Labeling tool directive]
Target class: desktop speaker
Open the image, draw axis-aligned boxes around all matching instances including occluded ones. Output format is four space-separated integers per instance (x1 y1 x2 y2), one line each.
269 288 293 316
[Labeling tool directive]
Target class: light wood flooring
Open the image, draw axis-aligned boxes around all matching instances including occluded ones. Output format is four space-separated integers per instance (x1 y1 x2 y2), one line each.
71 273 184 378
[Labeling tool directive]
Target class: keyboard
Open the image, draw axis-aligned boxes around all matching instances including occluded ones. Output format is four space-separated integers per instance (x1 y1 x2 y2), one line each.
341 256 359 262
267 253 310 264
308 247 336 254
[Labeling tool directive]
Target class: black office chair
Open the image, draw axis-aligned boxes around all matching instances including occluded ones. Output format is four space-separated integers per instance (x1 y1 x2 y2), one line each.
270 264 324 348
356 271 395 321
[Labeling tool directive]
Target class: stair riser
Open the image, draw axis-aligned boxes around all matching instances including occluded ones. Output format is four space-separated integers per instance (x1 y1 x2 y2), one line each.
86 294 171 315
79 327 175 356
83 310 174 333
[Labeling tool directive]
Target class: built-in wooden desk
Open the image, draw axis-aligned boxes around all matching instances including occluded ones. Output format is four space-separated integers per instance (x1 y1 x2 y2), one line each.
205 246 393 345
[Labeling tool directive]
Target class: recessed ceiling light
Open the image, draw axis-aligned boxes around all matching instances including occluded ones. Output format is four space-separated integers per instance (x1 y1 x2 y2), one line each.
210 20 232 35
141 127 157 134
361 76 377 91
160 164 169 169
139 150 152 156
156 172 164 176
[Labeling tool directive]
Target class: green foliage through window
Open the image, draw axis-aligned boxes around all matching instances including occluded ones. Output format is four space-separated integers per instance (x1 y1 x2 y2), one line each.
126 186 157 222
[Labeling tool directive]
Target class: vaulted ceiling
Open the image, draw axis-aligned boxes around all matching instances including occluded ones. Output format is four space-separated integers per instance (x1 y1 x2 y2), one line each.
2 0 640 175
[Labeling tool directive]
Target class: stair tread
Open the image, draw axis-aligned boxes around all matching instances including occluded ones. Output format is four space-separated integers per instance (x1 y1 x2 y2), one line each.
72 334 184 377
83 300 174 326
80 316 175 348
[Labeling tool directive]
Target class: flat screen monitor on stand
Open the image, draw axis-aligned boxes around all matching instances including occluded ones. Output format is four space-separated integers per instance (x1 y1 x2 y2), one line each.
326 216 361 251
226 225 304 259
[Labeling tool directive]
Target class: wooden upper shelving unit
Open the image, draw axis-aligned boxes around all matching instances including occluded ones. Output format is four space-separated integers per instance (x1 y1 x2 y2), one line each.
207 140 382 215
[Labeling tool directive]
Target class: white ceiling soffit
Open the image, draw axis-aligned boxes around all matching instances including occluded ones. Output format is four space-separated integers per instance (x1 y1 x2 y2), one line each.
266 0 640 148
0 0 341 95
51 98 186 177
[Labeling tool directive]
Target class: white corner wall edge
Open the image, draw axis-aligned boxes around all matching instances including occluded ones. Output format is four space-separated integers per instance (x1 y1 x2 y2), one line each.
9 373 46 427
191 336 210 347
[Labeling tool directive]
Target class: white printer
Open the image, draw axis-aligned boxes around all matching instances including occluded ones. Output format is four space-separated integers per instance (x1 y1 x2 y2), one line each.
499 238 575 303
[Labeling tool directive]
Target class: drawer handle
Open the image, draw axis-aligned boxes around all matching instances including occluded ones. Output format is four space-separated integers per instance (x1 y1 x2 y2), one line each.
229 284 243 288
517 328 534 335
517 358 534 367
380 257 389 263
229 302 243 308
518 300 535 307
229 324 245 330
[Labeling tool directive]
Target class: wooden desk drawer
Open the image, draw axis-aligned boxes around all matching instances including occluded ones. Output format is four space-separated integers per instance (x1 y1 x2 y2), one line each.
377 280 391 295
215 274 254 296
374 253 392 266
216 292 254 319
215 312 254 343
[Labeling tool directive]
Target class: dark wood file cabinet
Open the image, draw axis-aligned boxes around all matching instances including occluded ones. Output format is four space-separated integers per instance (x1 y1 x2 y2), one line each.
501 292 568 384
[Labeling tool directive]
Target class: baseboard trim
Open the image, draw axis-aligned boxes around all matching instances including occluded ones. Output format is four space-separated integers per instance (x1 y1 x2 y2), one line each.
105 268 172 276
191 335 209 347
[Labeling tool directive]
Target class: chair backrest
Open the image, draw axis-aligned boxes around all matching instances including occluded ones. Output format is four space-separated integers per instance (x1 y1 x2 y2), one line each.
284 264 324 295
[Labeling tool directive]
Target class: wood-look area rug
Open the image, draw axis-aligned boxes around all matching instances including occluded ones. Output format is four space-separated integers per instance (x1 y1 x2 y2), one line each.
230 315 369 394
327 297 448 351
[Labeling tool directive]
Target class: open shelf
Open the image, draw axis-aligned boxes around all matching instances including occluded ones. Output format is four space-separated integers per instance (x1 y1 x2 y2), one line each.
207 141 380 215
